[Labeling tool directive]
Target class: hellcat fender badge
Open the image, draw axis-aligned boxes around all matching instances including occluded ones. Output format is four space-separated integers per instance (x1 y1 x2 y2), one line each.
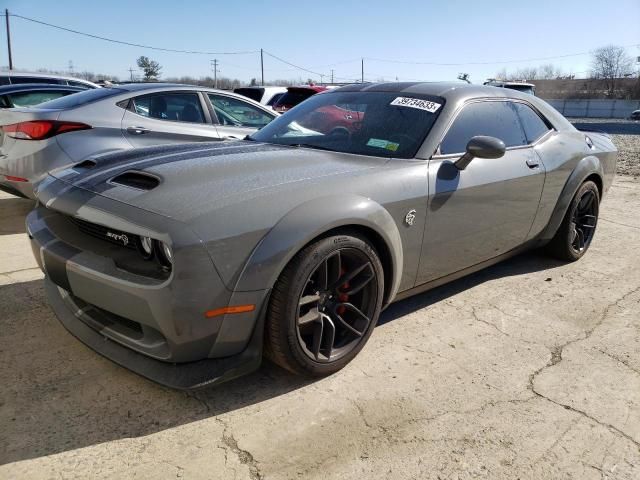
405 209 416 226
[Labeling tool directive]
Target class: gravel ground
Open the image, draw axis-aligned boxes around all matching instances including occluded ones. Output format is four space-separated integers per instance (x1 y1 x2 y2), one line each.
570 118 640 178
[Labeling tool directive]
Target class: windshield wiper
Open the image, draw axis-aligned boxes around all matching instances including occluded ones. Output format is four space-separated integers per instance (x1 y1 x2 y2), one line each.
289 143 335 152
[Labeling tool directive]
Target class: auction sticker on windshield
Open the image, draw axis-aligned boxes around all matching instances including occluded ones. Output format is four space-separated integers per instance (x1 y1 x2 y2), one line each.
390 97 441 113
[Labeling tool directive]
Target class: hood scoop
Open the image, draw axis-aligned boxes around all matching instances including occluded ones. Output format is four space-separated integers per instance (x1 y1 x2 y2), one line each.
73 159 97 170
108 170 160 191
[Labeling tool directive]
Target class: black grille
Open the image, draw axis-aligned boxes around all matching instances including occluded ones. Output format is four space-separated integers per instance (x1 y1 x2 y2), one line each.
71 217 138 250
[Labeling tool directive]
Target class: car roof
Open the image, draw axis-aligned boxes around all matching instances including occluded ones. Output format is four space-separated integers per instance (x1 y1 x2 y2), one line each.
332 81 537 101
0 71 98 86
287 85 327 93
115 82 251 94
0 83 85 94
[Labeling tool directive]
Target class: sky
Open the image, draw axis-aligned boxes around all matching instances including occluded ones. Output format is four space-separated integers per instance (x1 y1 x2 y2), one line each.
1 0 639 84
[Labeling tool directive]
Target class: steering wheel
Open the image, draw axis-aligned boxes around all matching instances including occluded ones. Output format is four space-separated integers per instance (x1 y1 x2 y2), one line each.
327 126 351 142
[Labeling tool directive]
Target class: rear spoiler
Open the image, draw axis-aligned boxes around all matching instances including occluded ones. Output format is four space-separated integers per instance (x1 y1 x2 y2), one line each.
572 126 611 139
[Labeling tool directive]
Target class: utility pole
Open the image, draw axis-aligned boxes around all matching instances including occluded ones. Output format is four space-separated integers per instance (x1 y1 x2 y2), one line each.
320 74 324 85
331 69 334 84
5 9 13 70
128 67 135 82
68 60 74 75
260 48 264 85
211 59 219 88
361 58 364 83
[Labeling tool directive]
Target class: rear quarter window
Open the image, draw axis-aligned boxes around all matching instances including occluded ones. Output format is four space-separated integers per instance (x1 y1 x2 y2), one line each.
513 103 551 143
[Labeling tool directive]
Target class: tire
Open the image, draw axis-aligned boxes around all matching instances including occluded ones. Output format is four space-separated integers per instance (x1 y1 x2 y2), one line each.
265 232 384 376
546 180 600 261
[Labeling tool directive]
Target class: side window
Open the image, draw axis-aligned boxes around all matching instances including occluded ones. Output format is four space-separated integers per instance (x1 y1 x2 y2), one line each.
440 101 527 155
513 103 551 143
7 91 70 107
208 94 275 128
132 93 205 123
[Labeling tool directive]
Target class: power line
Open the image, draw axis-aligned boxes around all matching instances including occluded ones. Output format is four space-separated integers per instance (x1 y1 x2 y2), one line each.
364 44 640 66
262 50 324 77
9 13 258 55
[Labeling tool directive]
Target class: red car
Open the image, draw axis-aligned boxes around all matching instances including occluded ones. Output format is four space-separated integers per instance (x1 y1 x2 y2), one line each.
272 85 328 113
298 104 365 135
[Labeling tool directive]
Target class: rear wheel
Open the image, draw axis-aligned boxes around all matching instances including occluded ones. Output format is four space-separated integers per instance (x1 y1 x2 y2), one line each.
265 233 384 376
547 180 599 261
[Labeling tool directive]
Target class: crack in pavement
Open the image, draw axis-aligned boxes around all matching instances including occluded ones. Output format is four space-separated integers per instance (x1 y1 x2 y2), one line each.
529 285 640 450
216 418 263 480
597 348 640 377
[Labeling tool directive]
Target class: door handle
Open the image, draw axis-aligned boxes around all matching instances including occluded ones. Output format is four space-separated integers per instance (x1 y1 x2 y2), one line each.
126 126 150 135
526 157 540 169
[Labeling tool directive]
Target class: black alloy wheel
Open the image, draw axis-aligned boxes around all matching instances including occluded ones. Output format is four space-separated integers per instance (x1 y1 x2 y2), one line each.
570 188 598 253
265 233 384 376
296 248 378 363
547 180 600 261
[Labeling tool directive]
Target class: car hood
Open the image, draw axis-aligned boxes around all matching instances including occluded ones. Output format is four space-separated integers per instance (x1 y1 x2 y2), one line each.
49 141 383 221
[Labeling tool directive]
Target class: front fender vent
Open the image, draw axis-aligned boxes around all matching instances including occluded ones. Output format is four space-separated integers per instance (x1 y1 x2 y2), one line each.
109 171 160 191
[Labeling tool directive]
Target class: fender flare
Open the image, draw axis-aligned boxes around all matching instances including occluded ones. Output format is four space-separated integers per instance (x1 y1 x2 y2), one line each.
539 155 604 242
233 194 404 304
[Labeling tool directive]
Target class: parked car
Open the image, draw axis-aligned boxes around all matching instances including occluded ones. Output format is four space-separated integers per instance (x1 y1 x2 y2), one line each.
0 83 277 198
27 82 617 389
0 72 98 89
484 79 536 95
234 86 287 109
272 85 328 113
0 84 85 108
629 110 640 121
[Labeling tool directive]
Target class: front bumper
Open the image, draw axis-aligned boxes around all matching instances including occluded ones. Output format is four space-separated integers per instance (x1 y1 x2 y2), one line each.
28 182 269 388
45 278 265 390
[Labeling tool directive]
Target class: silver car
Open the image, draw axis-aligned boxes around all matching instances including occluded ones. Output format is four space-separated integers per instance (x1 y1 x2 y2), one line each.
0 83 278 198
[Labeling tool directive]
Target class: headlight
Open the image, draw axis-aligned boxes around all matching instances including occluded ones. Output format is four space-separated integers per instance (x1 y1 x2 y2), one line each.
162 243 173 264
138 236 154 259
156 240 173 267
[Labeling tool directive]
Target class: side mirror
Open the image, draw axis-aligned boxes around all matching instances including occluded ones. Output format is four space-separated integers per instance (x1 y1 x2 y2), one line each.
454 135 506 170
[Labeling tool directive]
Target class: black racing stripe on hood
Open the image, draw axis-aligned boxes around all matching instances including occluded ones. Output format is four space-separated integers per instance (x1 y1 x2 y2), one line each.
69 142 289 192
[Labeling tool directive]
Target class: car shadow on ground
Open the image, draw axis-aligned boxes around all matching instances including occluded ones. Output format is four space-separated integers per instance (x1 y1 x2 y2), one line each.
0 250 566 465
0 196 34 235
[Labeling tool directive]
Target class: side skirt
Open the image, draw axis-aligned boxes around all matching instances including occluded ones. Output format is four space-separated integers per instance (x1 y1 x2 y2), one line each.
390 241 538 304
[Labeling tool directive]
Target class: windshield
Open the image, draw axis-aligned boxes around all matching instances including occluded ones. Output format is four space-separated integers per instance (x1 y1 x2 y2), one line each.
251 91 445 159
36 87 125 109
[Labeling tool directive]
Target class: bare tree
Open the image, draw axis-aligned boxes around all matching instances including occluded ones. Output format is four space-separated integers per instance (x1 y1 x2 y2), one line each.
539 63 563 79
590 45 633 96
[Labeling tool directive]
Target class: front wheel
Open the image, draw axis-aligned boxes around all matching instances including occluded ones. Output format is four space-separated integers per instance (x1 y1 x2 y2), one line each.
546 180 600 261
265 233 384 376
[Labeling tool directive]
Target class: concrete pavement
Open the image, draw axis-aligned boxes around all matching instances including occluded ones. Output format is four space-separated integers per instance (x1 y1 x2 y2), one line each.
1 177 639 479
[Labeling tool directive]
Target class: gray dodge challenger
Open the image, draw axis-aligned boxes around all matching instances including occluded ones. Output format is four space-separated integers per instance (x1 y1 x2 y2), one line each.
27 82 617 389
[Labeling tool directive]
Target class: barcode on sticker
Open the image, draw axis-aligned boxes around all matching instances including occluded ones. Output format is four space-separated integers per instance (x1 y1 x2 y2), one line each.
390 97 441 113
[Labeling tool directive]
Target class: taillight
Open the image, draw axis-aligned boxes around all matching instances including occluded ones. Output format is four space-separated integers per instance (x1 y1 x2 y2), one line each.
1 120 91 140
